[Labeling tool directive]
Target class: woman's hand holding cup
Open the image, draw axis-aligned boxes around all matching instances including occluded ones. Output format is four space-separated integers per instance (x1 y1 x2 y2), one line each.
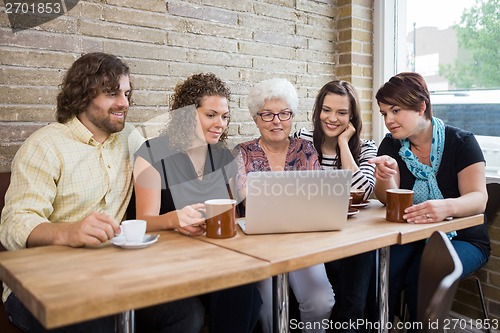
176 203 206 236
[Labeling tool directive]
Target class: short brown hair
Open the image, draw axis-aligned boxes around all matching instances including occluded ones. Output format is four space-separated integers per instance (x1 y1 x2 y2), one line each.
375 72 433 119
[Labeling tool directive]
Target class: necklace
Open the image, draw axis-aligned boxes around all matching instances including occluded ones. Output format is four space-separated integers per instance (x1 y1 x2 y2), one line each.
195 163 205 178
411 143 430 159
187 146 208 179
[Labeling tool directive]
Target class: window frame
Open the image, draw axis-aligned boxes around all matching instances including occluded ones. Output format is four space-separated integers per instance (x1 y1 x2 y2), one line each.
373 1 500 183
372 0 408 144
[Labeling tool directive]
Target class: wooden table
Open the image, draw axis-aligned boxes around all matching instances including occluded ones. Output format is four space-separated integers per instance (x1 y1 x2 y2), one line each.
197 201 399 332
0 202 483 333
197 200 484 333
0 231 271 331
198 201 482 268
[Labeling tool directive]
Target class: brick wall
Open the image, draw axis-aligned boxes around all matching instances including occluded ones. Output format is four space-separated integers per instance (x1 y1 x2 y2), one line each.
0 0 373 171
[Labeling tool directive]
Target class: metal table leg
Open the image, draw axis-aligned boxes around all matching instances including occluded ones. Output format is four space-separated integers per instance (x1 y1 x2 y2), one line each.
377 247 390 333
116 310 135 333
273 273 290 333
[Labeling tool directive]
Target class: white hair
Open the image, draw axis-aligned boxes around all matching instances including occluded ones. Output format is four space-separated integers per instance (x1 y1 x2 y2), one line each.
247 78 299 117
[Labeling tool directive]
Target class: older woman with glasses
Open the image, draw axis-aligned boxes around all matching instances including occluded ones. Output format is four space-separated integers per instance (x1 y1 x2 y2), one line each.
234 78 335 333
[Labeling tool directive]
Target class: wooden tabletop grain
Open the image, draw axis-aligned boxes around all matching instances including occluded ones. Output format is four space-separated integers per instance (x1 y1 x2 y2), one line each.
0 231 271 329
197 200 483 274
0 200 483 329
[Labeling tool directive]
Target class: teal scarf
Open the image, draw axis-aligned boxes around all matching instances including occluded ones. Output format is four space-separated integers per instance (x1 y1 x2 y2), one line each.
398 117 456 238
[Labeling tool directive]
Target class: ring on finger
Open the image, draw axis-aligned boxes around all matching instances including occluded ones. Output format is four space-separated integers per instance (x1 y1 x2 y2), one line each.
425 214 431 219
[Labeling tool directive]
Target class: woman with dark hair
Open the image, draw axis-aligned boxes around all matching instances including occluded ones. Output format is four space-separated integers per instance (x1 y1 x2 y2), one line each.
296 80 376 197
295 80 377 332
133 73 261 333
370 72 490 329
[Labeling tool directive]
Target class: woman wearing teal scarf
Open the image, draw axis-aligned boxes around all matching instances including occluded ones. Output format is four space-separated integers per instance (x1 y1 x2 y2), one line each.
370 72 490 330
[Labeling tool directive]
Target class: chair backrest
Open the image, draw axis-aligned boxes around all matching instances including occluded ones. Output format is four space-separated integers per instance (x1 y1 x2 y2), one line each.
0 172 11 214
0 172 11 251
418 231 463 332
0 172 23 333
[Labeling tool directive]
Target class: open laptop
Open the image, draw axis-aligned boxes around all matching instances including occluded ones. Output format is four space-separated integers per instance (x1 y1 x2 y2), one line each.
238 169 352 234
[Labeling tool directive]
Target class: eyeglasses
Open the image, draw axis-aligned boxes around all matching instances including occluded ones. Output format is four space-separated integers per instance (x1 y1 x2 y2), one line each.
257 111 293 122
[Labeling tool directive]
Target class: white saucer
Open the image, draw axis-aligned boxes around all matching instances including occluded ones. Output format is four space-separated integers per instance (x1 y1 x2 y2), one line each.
111 234 159 249
351 200 370 208
347 208 360 217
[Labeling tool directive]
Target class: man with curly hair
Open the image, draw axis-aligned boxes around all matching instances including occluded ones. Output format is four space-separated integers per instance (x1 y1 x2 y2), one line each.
0 52 203 333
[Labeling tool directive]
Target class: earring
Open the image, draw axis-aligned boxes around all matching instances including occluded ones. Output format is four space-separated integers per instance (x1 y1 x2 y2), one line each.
417 116 427 129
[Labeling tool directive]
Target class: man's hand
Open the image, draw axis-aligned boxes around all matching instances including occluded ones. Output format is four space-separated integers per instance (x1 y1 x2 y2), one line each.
27 211 121 248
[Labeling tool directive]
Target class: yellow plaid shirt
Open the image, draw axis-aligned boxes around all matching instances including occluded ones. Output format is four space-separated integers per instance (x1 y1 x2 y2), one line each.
0 117 143 301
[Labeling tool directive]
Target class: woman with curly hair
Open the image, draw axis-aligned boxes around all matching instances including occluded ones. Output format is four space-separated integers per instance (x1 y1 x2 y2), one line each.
133 73 262 333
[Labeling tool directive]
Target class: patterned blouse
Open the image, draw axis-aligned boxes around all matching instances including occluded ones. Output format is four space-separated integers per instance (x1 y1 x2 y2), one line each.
233 137 321 196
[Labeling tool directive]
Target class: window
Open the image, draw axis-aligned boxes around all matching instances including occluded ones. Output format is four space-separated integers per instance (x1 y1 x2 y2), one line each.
431 90 500 178
373 0 500 181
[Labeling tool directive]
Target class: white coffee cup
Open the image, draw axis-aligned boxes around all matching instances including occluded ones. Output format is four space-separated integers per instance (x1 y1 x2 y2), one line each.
120 220 147 243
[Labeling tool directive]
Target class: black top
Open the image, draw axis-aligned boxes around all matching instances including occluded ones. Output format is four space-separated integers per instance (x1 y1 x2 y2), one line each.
378 125 490 256
135 136 237 215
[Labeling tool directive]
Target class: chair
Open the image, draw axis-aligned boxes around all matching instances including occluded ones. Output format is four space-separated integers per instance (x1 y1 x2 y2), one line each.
417 231 463 333
455 183 500 332
0 171 24 332
463 182 500 329
462 273 489 322
0 171 11 214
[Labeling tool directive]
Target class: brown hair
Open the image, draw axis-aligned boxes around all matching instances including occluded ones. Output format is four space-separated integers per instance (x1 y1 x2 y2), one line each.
312 80 362 168
375 72 433 119
56 52 131 123
171 73 231 111
165 73 231 149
